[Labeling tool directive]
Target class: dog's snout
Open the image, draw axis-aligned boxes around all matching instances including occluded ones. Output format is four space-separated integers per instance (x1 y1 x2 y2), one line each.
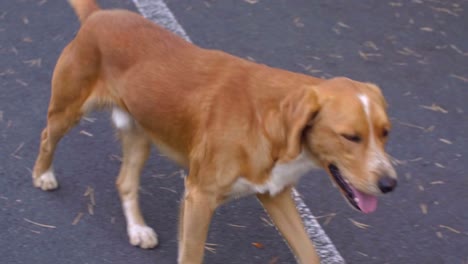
378 176 397 193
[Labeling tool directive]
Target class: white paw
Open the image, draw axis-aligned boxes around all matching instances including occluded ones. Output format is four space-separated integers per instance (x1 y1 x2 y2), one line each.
33 169 59 191
128 224 158 249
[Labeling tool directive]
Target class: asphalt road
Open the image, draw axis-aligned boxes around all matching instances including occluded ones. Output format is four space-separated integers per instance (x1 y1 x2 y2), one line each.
1 0 467 263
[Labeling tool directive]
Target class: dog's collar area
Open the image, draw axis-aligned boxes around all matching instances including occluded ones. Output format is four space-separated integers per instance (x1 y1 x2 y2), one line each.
328 164 361 211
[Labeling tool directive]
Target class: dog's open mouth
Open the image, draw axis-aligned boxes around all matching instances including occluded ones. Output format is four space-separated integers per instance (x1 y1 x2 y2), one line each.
328 164 377 214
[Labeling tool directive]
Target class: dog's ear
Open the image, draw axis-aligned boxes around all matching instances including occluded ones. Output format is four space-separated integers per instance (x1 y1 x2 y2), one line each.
280 86 320 161
366 83 388 109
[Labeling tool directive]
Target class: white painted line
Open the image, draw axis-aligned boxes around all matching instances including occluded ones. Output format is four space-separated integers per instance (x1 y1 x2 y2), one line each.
131 0 345 263
131 0 191 42
292 189 345 263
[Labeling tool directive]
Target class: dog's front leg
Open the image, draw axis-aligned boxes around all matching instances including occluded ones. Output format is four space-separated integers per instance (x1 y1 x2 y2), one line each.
178 184 217 264
257 187 320 264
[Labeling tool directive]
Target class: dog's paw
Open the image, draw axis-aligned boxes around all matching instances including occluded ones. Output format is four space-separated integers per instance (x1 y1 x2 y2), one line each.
128 224 158 249
33 169 58 191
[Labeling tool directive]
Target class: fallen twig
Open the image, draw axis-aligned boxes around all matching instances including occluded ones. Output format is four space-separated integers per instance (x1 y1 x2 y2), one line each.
72 212 84 225
439 224 461 234
23 218 56 229
349 218 371 229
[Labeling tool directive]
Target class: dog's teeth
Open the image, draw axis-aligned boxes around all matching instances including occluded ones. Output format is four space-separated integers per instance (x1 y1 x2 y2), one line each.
354 197 359 203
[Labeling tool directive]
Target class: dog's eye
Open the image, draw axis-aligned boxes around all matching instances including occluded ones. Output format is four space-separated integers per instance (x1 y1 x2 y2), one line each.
382 129 389 137
341 134 361 143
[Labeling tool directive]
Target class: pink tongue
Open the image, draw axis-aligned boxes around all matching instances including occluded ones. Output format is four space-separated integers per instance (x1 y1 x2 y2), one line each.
350 186 378 214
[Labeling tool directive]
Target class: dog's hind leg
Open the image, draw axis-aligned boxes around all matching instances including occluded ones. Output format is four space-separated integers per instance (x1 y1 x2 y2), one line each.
32 44 97 191
113 108 158 249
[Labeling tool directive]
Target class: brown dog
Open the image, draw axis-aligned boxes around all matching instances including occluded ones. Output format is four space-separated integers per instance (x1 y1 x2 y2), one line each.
32 0 397 263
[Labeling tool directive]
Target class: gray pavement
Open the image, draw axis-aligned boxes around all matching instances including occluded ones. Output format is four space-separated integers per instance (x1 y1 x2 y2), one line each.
1 0 467 263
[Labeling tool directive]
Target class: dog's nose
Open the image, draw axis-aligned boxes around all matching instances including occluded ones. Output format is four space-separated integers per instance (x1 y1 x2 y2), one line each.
378 176 397 193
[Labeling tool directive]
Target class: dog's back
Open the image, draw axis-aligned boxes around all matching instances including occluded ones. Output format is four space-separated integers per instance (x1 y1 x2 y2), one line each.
68 0 99 23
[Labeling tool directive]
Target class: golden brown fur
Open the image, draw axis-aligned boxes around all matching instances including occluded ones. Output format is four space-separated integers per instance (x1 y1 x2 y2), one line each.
32 1 397 263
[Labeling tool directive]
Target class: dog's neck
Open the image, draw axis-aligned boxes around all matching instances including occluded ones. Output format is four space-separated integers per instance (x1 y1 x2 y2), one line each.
228 149 320 199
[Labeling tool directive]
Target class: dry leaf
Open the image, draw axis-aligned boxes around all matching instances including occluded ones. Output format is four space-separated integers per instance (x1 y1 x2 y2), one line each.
269 256 279 264
205 243 218 254
82 117 96 123
419 104 448 114
83 186 96 215
8 46 17 53
393 62 411 66
72 212 84 225
430 6 458 17
439 225 461 234
205 246 216 254
313 212 337 220
450 74 468 83
359 51 382 60
337 21 350 28
226 223 247 228
23 218 56 229
420 204 428 214
420 27 433 32
109 154 122 162
430 181 445 185
88 203 94 215
83 186 93 196
328 54 343 59
323 214 336 226
79 130 93 137
349 218 371 229
159 187 177 194
394 120 433 132
11 142 24 157
389 2 403 7
16 79 28 86
293 17 304 28
397 47 422 57
364 41 378 51
449 44 468 56
252 242 264 249
23 58 42 67
439 138 452 144
260 216 274 227
0 69 15 76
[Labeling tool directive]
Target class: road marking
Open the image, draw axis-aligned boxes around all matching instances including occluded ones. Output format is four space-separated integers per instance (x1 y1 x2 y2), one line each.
131 0 191 41
131 0 345 262
292 189 345 263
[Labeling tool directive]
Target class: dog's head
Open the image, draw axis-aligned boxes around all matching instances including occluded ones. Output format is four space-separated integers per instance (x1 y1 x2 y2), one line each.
280 77 397 213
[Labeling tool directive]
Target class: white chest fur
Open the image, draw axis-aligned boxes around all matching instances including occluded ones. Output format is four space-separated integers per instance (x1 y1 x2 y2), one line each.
228 151 319 198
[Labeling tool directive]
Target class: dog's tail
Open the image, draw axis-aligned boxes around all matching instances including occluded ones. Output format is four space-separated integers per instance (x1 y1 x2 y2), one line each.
68 0 100 23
